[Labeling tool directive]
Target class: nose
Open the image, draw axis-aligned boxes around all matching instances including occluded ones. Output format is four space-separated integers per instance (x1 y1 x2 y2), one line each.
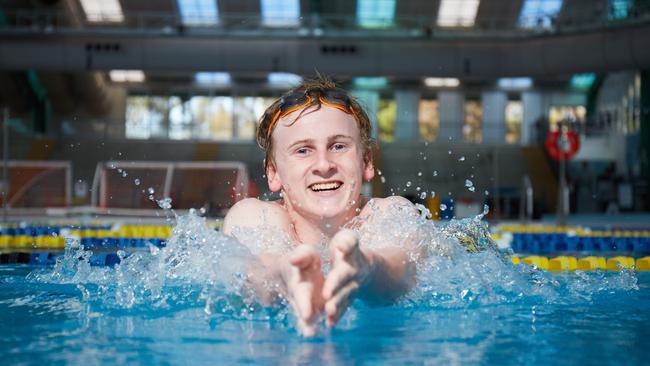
312 150 336 176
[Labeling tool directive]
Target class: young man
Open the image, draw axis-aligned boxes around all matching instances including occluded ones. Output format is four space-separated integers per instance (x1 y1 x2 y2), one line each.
223 78 421 336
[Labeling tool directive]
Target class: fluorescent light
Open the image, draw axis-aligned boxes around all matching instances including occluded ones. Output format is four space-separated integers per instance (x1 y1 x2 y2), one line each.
268 73 303 87
437 0 480 27
79 0 124 22
570 73 596 89
261 0 300 27
518 0 563 29
357 0 396 28
195 72 231 86
109 70 145 83
178 0 219 26
498 77 533 89
424 77 460 87
353 77 388 89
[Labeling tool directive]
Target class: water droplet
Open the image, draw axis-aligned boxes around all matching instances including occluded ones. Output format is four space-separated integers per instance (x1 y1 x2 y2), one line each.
439 204 447 210
419 192 427 199
484 190 489 195
430 191 436 198
432 171 438 177
458 156 465 162
468 186 475 192
417 172 422 177
121 171 128 177
448 150 452 155
406 181 412 187
380 176 386 183
483 204 490 214
134 179 140 186
148 194 154 200
156 197 173 210
465 179 473 187
416 186 421 191
148 187 155 194
377 169 382 176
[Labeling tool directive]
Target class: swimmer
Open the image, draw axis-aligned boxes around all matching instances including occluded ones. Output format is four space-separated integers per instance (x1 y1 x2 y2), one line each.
223 77 422 336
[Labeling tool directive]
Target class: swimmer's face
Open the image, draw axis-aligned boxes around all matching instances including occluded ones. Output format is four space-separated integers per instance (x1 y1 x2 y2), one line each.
266 104 374 220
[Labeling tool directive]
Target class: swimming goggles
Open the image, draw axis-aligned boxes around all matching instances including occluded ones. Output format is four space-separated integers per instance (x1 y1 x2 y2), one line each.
266 89 358 138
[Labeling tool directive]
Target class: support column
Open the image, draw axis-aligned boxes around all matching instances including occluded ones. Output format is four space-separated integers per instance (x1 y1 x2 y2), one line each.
481 91 508 144
522 91 543 145
438 91 464 142
394 90 420 142
351 90 380 140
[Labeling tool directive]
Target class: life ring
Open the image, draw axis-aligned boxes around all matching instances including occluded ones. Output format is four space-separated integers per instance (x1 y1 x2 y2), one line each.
545 130 580 161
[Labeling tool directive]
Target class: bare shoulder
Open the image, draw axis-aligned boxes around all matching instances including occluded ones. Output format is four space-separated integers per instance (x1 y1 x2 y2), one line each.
222 198 291 235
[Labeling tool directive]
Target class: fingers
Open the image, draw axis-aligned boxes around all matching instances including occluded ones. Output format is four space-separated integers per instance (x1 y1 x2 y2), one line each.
325 282 359 327
289 245 319 269
329 229 359 260
322 262 355 300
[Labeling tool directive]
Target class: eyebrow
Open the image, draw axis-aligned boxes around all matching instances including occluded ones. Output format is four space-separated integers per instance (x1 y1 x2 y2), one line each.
286 135 354 151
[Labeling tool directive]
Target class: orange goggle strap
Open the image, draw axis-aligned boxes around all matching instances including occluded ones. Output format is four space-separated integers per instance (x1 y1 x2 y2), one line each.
266 95 357 139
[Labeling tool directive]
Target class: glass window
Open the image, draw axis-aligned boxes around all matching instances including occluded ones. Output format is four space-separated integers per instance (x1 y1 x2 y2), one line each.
463 100 482 143
377 99 397 142
437 0 480 27
169 96 192 140
518 0 563 29
548 105 586 132
178 0 219 26
233 97 275 140
505 101 523 144
189 97 233 140
261 0 300 27
419 99 439 142
357 0 396 28
125 96 168 139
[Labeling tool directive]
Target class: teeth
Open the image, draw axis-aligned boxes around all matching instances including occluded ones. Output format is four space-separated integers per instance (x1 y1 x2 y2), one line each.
310 182 341 191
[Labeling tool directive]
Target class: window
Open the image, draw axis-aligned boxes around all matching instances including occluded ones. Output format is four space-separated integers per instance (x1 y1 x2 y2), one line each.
357 0 396 28
79 0 124 23
377 99 397 142
548 105 586 132
126 95 273 141
178 0 218 26
463 100 482 143
609 0 631 20
437 0 480 27
419 99 439 142
518 0 563 29
505 101 523 144
261 0 300 27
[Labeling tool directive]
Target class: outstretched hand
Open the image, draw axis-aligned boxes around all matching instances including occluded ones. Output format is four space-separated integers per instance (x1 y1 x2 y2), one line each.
322 229 374 327
283 244 325 337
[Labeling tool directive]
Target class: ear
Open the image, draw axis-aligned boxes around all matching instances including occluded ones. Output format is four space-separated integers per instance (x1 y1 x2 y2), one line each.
362 155 375 182
266 161 283 192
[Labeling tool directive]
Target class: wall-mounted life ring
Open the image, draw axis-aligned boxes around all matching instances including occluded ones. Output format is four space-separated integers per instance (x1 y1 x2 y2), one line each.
545 130 580 161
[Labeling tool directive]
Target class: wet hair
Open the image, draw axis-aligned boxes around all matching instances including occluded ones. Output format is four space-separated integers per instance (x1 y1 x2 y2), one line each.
256 76 374 171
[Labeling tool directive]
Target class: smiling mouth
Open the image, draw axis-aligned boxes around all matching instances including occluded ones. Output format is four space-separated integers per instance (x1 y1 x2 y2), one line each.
309 181 342 192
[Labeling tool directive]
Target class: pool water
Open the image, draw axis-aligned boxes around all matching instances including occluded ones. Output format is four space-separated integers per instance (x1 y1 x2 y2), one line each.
1 211 649 365
1 264 649 365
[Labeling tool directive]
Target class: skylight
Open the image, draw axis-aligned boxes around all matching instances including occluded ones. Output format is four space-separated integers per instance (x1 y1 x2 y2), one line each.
608 0 630 20
518 0 563 29
497 77 533 89
109 70 145 83
261 0 300 27
437 0 480 27
177 0 219 26
356 0 396 28
353 77 388 89
570 73 596 90
424 77 460 87
79 0 124 23
268 73 303 88
195 72 231 86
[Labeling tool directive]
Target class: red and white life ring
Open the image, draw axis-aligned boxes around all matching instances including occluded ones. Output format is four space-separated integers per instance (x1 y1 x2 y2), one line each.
545 130 580 161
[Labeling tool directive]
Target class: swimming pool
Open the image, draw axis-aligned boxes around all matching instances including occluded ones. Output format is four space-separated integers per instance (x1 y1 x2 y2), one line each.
1 264 648 365
1 214 649 365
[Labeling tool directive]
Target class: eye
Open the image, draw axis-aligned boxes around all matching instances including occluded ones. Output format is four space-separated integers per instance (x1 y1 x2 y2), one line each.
295 147 310 155
332 143 347 151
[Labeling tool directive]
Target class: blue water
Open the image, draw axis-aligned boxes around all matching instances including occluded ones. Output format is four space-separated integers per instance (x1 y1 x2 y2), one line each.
1 264 649 365
1 211 649 365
